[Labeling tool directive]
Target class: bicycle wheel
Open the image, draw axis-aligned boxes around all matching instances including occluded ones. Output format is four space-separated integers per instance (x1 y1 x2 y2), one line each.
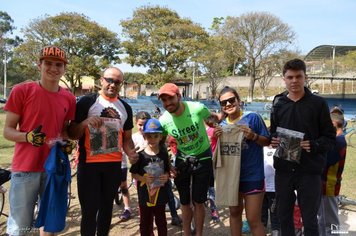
114 189 123 205
0 192 4 217
347 131 355 147
67 183 71 209
70 157 78 177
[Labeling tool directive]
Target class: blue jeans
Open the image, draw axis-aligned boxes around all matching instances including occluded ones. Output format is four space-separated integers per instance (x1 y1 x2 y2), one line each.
166 179 178 217
7 172 46 235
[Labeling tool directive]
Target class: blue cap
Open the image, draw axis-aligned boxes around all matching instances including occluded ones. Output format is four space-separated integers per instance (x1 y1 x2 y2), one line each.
143 118 163 133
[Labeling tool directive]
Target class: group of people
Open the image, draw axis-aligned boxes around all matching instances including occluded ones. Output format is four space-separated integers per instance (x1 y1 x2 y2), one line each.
2 44 347 236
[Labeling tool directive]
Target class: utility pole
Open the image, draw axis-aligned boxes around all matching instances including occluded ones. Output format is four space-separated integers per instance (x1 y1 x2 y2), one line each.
192 63 195 99
3 52 7 99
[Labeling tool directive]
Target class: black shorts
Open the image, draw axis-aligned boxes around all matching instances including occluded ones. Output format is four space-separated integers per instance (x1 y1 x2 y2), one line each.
121 167 128 182
174 153 213 205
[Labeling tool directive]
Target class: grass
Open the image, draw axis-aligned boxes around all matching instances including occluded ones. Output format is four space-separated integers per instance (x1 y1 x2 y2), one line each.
0 110 15 169
0 112 355 200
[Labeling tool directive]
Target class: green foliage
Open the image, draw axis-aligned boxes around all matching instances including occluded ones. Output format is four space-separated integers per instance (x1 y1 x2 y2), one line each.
12 12 121 92
210 17 245 76
196 35 231 98
0 12 24 89
0 11 15 38
121 6 209 84
124 72 147 84
336 51 356 74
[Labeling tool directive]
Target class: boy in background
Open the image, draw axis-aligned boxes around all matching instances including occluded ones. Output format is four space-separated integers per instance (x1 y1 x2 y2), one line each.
318 107 347 236
261 146 280 235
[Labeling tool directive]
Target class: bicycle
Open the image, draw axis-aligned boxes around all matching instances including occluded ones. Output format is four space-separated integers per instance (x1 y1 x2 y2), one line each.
344 120 355 147
69 141 79 177
70 155 79 177
0 168 11 218
115 176 135 206
338 195 356 207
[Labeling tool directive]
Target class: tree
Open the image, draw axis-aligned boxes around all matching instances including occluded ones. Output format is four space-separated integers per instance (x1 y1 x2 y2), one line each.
336 51 356 73
13 12 121 93
257 50 301 99
124 72 147 96
210 17 245 76
121 6 208 85
218 12 296 101
0 11 15 43
0 11 23 91
196 36 230 98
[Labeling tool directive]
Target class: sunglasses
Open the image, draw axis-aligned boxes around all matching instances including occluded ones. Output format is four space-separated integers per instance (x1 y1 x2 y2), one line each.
219 97 237 107
145 133 161 139
103 77 123 86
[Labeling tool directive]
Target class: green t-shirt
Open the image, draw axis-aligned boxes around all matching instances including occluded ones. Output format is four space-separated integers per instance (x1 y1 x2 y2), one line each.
159 101 211 156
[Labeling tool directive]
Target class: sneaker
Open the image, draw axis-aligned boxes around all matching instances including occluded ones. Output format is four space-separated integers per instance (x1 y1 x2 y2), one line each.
120 209 131 220
211 210 220 222
242 220 250 233
191 221 196 235
171 216 182 226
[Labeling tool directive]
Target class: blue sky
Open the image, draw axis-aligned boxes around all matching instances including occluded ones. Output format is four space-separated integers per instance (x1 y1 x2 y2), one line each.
2 0 356 72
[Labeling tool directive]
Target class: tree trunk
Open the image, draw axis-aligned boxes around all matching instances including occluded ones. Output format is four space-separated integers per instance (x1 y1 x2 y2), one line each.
137 84 141 98
248 75 255 102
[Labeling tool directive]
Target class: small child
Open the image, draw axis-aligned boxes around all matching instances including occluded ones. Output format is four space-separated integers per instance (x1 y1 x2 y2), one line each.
119 153 132 220
205 115 220 222
132 111 151 150
261 146 280 235
130 118 170 236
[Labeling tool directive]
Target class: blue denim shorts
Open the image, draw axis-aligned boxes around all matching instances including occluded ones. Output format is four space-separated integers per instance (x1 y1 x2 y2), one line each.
6 172 46 235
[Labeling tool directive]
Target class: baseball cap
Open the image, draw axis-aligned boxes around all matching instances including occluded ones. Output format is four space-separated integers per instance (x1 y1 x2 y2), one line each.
330 106 344 115
39 46 68 64
143 118 163 133
158 83 180 98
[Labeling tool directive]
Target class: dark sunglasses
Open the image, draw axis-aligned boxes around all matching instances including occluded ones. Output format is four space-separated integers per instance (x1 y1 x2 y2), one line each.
103 77 123 86
219 97 237 107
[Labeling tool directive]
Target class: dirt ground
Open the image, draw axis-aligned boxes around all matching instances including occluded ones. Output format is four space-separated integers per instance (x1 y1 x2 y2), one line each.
0 177 234 236
1 177 356 235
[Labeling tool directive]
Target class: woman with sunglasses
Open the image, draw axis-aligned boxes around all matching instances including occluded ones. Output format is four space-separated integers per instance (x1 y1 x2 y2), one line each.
214 86 270 236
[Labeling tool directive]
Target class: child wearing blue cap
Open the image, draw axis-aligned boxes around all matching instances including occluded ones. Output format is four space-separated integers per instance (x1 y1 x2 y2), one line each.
130 118 170 236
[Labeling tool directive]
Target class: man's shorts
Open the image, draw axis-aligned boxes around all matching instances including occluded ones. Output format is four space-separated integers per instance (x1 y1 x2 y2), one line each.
174 155 212 205
7 172 47 236
239 180 265 195
121 167 128 182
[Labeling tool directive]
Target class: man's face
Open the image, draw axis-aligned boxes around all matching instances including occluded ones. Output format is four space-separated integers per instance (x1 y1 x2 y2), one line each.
101 68 124 98
160 94 180 113
283 69 306 94
38 59 66 82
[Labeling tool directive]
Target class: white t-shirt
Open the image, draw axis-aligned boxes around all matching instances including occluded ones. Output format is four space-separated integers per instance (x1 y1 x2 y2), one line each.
132 132 147 151
121 153 127 169
263 146 276 192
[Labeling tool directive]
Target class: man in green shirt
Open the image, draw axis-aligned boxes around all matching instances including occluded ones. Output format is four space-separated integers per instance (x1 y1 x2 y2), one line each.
158 83 213 236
